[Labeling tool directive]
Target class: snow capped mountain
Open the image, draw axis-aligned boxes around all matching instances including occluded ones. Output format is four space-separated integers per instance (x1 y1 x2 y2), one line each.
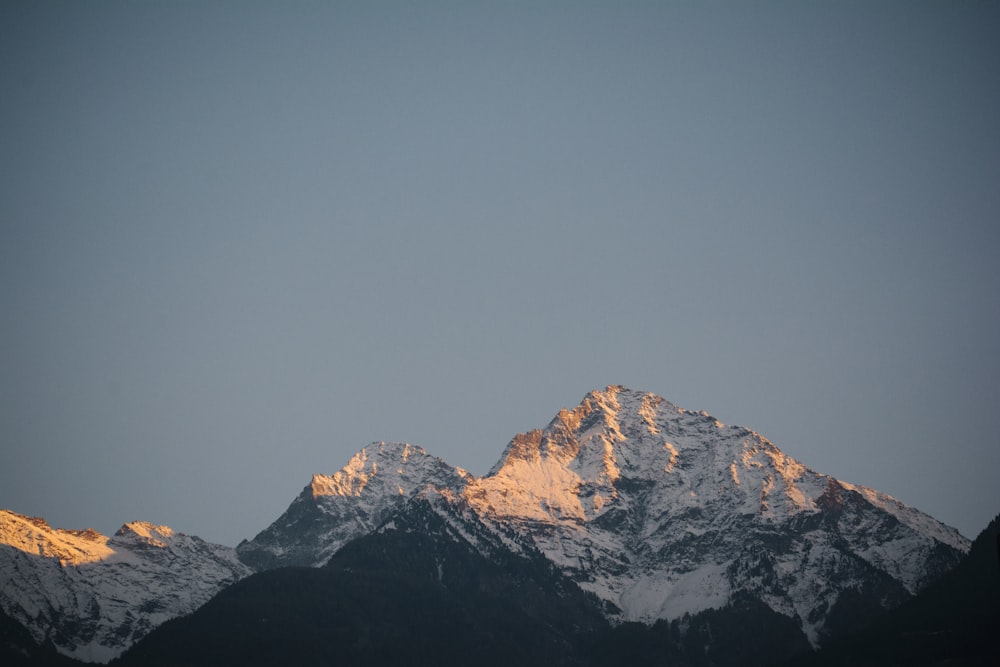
0 510 251 663
462 386 969 644
236 441 471 569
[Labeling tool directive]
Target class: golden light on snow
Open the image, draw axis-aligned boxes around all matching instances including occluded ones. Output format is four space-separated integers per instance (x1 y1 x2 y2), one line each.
0 510 114 565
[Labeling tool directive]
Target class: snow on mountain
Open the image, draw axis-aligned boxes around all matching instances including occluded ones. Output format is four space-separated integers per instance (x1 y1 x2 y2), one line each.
236 441 471 569
0 509 251 663
0 512 114 566
461 386 969 644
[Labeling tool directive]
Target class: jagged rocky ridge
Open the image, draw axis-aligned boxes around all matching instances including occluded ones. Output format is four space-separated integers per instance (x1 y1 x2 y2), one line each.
0 511 250 663
2 386 972 662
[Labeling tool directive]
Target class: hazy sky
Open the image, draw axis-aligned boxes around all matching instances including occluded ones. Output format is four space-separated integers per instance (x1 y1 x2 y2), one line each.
2 1 998 546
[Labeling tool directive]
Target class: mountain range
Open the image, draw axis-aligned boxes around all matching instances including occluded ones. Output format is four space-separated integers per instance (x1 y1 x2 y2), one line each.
0 386 978 664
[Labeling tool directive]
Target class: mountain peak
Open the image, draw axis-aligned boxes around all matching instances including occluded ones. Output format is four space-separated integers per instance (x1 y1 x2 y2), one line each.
470 387 843 529
237 441 471 570
310 441 469 499
485 386 692 481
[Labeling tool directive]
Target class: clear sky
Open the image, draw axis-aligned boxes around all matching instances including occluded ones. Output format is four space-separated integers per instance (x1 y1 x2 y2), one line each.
2 1 998 546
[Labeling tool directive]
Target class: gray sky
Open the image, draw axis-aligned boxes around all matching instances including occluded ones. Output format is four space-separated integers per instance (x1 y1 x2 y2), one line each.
2 1 998 546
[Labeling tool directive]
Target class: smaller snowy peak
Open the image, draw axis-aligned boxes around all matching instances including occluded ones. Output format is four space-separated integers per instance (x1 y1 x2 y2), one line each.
0 509 113 565
237 441 472 570
310 441 471 500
